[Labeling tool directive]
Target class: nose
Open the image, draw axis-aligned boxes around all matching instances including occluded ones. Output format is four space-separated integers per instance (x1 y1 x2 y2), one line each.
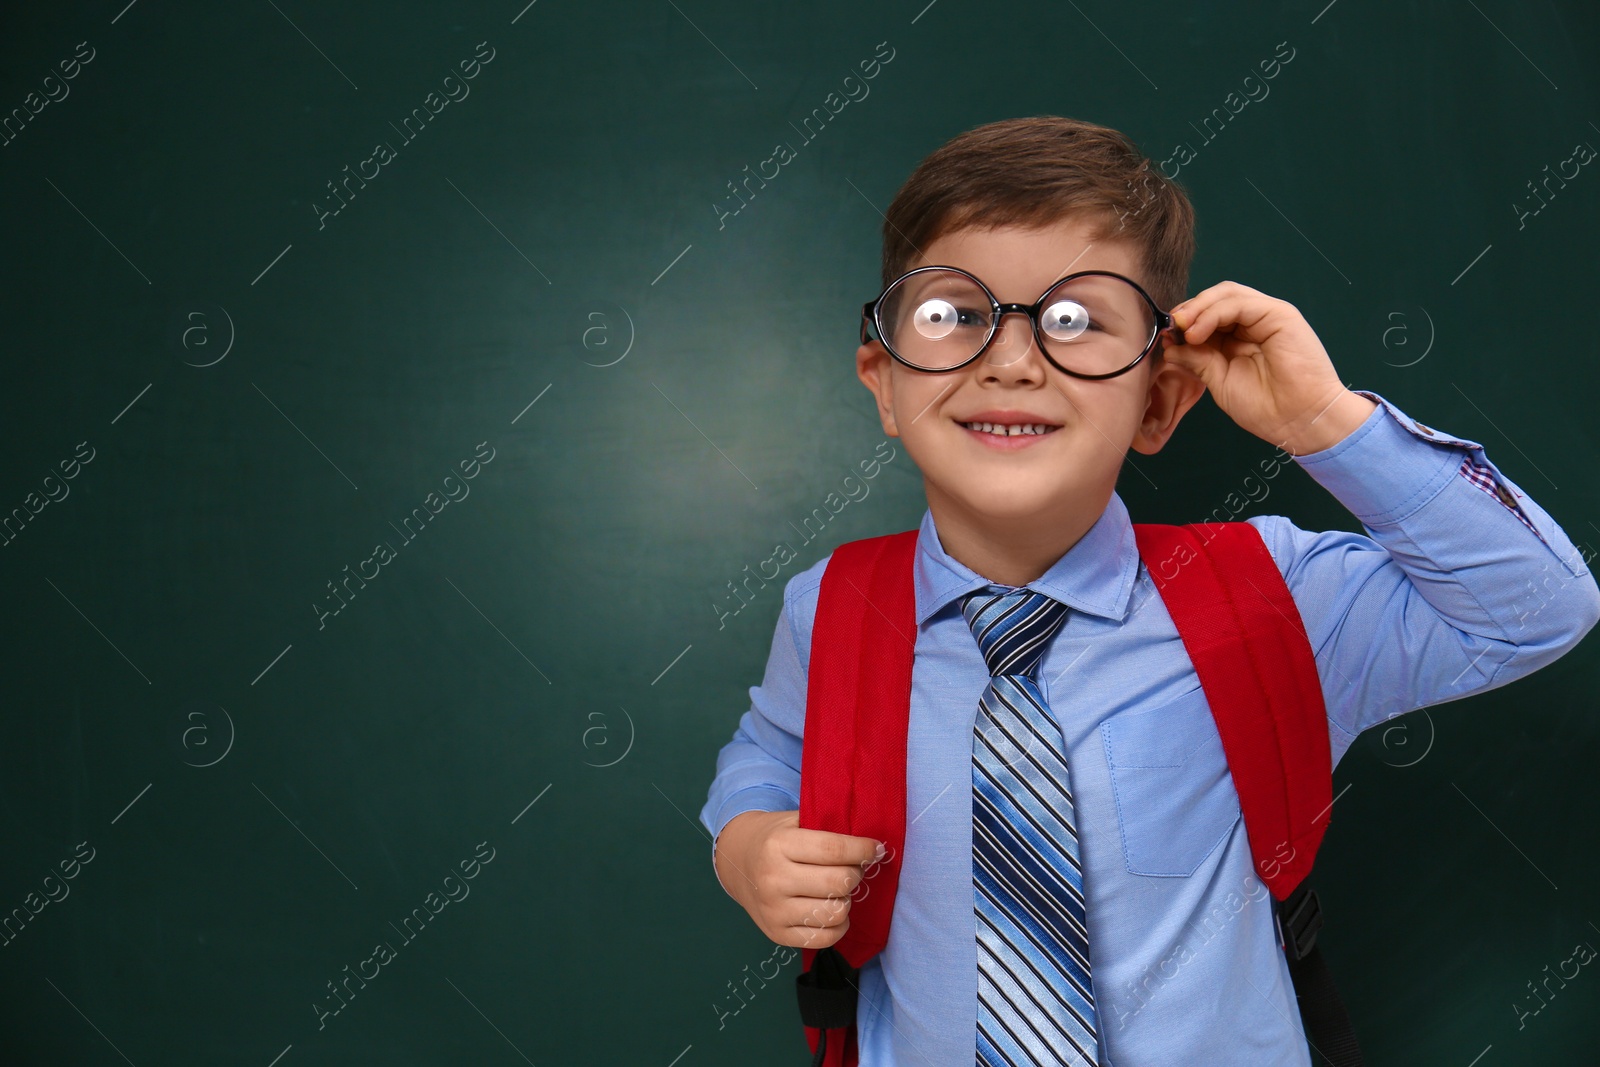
980 309 1046 375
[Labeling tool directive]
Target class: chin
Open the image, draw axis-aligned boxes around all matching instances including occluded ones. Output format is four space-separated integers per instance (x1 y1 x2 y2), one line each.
954 482 1068 523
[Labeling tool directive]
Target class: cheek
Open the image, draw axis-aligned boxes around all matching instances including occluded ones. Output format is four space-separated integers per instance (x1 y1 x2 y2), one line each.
893 375 957 424
1054 380 1146 447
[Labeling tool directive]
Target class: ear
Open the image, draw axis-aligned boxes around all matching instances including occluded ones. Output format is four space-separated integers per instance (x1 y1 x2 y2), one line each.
856 339 900 438
1130 353 1207 455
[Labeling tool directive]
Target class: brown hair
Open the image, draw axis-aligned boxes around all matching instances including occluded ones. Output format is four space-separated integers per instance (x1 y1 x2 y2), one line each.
878 115 1196 331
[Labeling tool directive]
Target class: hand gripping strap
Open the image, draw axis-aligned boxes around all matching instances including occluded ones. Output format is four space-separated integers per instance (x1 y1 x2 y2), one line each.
1130 522 1333 900
797 530 918 1067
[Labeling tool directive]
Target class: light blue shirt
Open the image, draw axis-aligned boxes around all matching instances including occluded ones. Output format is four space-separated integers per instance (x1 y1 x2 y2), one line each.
699 389 1600 1065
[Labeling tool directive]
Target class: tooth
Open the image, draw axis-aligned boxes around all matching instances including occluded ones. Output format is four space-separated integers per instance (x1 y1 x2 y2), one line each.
962 421 1061 435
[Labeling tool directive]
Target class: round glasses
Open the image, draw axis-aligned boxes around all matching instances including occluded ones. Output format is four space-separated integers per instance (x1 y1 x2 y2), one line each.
860 266 1176 380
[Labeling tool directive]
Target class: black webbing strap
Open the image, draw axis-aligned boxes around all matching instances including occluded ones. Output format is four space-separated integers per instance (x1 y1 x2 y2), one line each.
795 946 860 1067
1277 882 1364 1066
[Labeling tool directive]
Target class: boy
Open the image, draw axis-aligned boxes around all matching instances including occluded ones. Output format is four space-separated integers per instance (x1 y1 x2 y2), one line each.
698 115 1600 1065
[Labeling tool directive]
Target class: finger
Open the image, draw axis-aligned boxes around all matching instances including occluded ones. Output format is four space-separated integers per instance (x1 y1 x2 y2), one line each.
1159 339 1222 385
1171 278 1266 320
1175 292 1282 348
771 902 851 953
769 859 865 902
784 827 886 869
775 911 850 950
790 892 852 925
1174 292 1250 344
1169 280 1269 334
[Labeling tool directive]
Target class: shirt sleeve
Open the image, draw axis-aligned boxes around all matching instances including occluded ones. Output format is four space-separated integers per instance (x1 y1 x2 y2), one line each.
1247 389 1600 765
698 565 821 897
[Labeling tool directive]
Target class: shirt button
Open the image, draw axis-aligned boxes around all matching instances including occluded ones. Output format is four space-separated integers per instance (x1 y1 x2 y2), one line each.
1496 484 1518 507
1414 422 1434 435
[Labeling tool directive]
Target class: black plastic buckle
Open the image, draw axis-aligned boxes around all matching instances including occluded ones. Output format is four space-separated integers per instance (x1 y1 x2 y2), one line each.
1275 882 1323 962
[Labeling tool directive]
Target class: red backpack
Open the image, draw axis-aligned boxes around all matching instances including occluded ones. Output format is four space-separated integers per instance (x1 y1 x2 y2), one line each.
792 521 1364 1067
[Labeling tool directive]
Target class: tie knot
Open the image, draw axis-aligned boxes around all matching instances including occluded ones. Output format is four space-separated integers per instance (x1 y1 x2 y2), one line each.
960 585 1068 680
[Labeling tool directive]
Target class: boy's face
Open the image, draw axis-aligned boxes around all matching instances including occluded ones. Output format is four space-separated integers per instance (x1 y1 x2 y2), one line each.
856 215 1206 530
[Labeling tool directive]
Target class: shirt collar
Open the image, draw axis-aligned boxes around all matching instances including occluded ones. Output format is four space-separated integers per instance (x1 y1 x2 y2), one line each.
912 490 1141 625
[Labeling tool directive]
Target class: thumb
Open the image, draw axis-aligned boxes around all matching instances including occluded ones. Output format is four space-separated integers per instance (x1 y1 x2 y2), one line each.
854 835 889 867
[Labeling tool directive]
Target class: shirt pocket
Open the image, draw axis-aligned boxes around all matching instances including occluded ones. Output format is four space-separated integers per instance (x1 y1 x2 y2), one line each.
1100 685 1241 877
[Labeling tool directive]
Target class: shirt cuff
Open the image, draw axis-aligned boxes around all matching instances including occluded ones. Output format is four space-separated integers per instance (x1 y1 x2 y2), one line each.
706 787 798 896
1291 389 1471 527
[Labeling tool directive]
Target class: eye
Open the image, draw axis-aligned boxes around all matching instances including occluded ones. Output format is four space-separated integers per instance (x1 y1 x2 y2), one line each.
915 295 960 337
1040 298 1091 341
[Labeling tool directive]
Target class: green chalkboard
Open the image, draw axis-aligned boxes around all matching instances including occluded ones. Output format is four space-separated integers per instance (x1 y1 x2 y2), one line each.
2 1 1598 1063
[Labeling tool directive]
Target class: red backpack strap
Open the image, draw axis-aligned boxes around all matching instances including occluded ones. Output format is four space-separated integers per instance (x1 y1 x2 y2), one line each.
796 529 918 1067
1130 521 1332 899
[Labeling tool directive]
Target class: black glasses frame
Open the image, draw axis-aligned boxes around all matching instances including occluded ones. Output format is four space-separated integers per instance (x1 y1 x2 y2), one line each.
860 265 1178 380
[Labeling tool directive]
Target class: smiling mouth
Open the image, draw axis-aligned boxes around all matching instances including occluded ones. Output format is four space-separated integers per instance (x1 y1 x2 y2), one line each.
955 421 1061 437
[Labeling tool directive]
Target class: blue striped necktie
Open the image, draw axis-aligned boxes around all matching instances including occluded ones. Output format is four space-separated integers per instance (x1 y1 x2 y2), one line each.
961 584 1100 1066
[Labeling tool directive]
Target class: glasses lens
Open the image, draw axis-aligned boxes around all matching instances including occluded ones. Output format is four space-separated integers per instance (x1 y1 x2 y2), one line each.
1035 274 1157 375
878 269 992 370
